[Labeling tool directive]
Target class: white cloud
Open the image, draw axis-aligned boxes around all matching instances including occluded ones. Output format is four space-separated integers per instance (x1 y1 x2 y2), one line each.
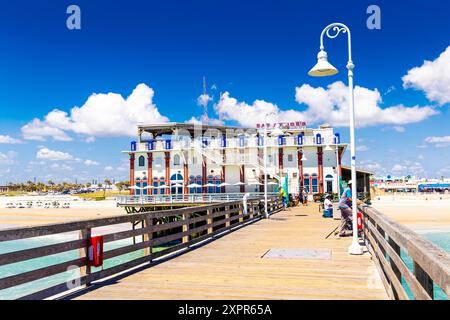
0 135 23 144
50 163 73 171
391 164 407 173
384 86 396 96
0 151 17 165
392 126 405 133
104 166 113 171
21 117 73 141
356 145 369 152
84 137 95 143
403 45 450 105
185 115 223 126
391 161 426 176
36 147 74 161
215 82 437 128
294 82 438 127
84 159 99 166
359 160 384 174
424 135 450 148
21 83 169 141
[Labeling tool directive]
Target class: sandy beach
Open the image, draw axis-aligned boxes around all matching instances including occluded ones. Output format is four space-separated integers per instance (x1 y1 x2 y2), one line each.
1 194 450 232
371 196 450 232
0 196 125 229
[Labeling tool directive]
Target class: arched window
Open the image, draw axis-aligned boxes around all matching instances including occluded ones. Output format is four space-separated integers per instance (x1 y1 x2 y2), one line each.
173 154 181 166
135 177 141 195
152 178 158 195
311 173 318 193
303 174 310 194
170 173 183 194
215 175 222 193
159 177 165 195
207 175 214 193
188 175 195 194
138 156 145 167
142 177 148 195
195 175 202 193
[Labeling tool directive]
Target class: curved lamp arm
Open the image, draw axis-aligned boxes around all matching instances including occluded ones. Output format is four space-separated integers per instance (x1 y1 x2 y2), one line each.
319 23 353 66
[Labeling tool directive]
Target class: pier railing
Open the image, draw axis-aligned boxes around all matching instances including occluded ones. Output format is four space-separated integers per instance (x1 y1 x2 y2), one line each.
116 192 278 206
360 205 450 300
0 196 283 300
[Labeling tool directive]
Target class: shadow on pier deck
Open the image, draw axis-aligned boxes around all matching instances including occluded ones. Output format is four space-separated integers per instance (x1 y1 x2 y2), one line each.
73 204 388 300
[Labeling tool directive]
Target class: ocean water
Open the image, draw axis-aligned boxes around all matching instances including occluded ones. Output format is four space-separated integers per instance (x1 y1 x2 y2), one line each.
0 235 147 300
401 231 450 300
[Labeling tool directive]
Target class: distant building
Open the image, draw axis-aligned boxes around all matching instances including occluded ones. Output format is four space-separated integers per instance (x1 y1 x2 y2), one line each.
0 185 10 193
123 122 372 197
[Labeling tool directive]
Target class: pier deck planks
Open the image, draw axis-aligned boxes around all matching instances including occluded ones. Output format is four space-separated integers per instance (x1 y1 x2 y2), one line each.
75 204 388 300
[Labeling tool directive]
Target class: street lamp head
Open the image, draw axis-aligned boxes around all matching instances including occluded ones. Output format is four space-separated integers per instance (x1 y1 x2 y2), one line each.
308 50 338 77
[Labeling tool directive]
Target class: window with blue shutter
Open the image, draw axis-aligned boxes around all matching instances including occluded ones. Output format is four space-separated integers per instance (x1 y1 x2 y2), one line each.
147 139 154 150
239 135 245 147
316 134 322 145
258 136 264 146
334 133 340 144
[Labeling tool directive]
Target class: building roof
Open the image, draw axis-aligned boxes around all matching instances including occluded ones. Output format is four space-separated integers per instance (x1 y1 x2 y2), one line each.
138 122 254 138
341 165 374 176
137 122 340 140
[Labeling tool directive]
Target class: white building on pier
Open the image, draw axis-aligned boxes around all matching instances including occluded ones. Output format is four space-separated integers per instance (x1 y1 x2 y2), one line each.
123 122 372 197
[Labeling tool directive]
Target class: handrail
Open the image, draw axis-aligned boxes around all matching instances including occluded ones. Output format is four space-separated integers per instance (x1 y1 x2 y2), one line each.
359 204 450 300
0 196 283 300
116 192 279 205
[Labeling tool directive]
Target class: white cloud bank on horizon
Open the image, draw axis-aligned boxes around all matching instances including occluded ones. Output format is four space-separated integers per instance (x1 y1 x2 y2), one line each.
215 81 438 128
403 45 450 105
21 84 169 141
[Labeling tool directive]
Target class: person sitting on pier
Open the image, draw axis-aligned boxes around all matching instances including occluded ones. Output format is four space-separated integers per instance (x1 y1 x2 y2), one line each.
279 186 287 210
338 181 354 237
322 195 333 218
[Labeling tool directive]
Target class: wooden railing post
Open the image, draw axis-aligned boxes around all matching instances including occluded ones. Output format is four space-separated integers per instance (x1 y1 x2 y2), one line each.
78 228 91 286
388 237 402 300
182 213 190 243
207 209 213 234
414 262 434 299
225 205 230 227
239 203 244 223
143 214 153 261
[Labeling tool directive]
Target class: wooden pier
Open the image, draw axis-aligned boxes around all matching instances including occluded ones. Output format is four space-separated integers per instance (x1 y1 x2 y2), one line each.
73 204 387 300
1 196 450 300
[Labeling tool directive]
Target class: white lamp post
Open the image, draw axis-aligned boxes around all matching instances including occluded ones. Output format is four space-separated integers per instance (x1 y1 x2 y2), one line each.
263 112 276 219
335 143 340 197
308 23 363 255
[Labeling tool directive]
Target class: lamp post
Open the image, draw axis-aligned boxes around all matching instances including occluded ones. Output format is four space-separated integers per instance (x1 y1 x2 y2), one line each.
263 112 275 219
335 143 340 197
308 23 363 255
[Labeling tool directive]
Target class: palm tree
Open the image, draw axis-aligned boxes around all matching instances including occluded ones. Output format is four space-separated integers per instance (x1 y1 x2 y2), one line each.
103 179 112 197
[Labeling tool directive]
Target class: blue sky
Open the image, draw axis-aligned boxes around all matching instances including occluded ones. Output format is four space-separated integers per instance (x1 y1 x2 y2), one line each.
1 0 450 183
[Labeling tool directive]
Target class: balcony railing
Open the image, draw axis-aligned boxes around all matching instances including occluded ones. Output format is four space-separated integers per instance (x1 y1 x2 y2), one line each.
135 135 340 152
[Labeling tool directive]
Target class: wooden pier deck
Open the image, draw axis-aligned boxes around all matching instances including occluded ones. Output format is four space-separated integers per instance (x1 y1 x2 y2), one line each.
74 204 388 300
